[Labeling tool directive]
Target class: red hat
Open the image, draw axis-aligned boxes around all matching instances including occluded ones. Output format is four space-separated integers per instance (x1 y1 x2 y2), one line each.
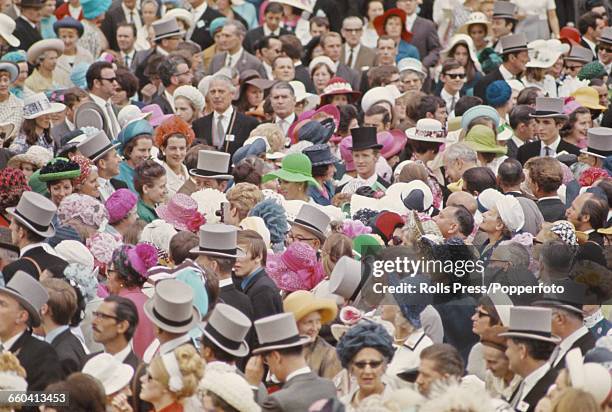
371 211 404 245
373 8 413 43
560 26 581 46
320 77 361 105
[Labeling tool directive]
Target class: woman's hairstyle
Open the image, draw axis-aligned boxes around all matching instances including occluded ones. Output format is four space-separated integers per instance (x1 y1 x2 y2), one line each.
338 104 359 136
560 106 591 139
476 295 501 326
232 156 264 186
449 43 477 83
154 116 195 161
336 322 395 369
398 162 429 183
311 61 334 78
45 373 106 412
524 157 564 193
226 183 263 221
134 159 165 196
525 66 546 83
516 87 542 106
112 243 158 288
115 68 139 100
21 118 53 147
249 123 285 153
149 345 204 399
551 388 601 412
321 233 353 276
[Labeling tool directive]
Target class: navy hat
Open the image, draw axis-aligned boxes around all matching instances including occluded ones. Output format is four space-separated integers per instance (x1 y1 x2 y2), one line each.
298 119 335 145
303 144 338 167
231 138 267 166
486 80 512 107
53 16 84 37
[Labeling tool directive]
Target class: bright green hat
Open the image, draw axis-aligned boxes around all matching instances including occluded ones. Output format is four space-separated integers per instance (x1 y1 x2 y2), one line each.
28 170 49 196
39 157 81 182
352 234 383 260
262 153 320 187
464 124 508 155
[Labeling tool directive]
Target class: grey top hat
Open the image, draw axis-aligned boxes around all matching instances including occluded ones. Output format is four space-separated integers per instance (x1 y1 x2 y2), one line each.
500 33 528 54
493 1 517 20
153 18 185 42
564 45 593 64
582 127 612 159
0 271 49 327
499 306 561 343
533 279 590 317
77 130 119 162
189 150 233 180
190 224 246 258
6 191 56 238
201 303 251 357
252 313 311 354
289 204 330 242
598 27 612 44
328 256 362 301
529 97 568 119
143 279 200 334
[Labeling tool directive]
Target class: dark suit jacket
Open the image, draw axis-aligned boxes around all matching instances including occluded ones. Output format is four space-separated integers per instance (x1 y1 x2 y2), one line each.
580 38 598 60
111 178 128 191
506 138 519 159
192 108 259 156
508 366 558 412
150 92 174 115
100 4 134 51
85 348 141 371
241 269 283 321
14 17 42 53
133 48 158 92
537 198 567 223
473 67 504 102
261 371 336 412
410 16 441 68
588 230 605 247
3 246 69 283
177 178 198 196
9 331 63 391
208 49 267 78
52 328 87 376
336 63 360 91
516 139 581 165
340 45 376 70
243 26 291 54
219 283 254 320
552 329 596 373
294 64 316 94
190 6 224 50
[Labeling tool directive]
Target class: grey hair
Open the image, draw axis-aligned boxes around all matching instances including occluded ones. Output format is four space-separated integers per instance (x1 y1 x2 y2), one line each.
225 20 247 38
492 241 530 268
141 0 158 10
342 16 363 29
270 81 295 97
36 50 58 66
443 143 477 163
209 74 236 93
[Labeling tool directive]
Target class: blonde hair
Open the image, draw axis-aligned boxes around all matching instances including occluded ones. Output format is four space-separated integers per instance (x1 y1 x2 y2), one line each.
551 388 601 412
226 183 264 221
0 352 26 412
249 123 285 153
149 345 204 400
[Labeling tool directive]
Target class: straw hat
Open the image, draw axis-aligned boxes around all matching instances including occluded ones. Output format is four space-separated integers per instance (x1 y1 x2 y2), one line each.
457 12 491 36
82 353 134 395
283 290 338 324
22 92 66 119
406 119 450 144
7 145 53 169
571 87 607 110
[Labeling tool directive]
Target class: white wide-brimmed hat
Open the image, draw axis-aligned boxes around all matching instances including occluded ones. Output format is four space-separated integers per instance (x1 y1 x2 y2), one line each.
199 370 262 412
443 34 483 72
117 105 152 129
22 92 66 120
82 353 134 395
0 14 20 47
27 38 64 64
526 39 570 69
164 7 194 31
406 119 450 143
289 80 320 111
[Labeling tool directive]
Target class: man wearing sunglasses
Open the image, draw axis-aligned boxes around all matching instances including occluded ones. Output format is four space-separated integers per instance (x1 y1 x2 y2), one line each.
438 59 466 115
597 26 612 75
79 61 121 139
151 55 193 115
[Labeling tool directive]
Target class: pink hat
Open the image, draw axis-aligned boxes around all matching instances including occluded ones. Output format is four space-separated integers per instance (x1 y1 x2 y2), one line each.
142 104 173 127
339 136 354 171
563 97 583 115
266 242 325 292
156 193 206 232
288 104 341 144
105 188 137 224
378 129 407 159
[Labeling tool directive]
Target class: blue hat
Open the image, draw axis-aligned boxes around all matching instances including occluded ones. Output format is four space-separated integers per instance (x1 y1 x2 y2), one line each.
303 143 338 166
80 0 111 20
53 16 84 37
298 118 335 145
486 80 512 108
2 50 26 63
209 17 227 37
70 62 90 89
116 119 154 155
461 104 501 130
232 138 267 166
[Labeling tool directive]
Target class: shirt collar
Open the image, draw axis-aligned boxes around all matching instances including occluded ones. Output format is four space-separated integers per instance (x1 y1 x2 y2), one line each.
110 343 133 363
157 46 169 56
20 242 58 257
521 362 551 396
159 334 191 355
240 267 264 290
45 325 70 344
263 24 280 36
542 136 561 152
275 113 295 123
90 93 110 107
215 105 233 119
21 15 36 28
0 330 24 351
285 366 311 382
440 88 459 101
556 326 590 365
405 12 417 29
193 1 207 14
584 37 596 51
345 43 360 54
219 277 234 288
499 64 516 81
511 134 526 148
121 2 136 16
538 195 561 202
164 89 175 112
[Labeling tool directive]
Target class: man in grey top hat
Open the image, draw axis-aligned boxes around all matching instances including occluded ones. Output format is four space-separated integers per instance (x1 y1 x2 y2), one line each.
3 192 68 283
490 1 518 52
0 271 63 393
597 27 612 74
286 204 330 252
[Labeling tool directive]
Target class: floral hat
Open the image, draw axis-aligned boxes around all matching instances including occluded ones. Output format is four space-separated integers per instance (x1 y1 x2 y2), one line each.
86 232 123 272
71 155 93 188
7 145 53 170
320 77 361 105
0 167 31 211
113 243 158 280
58 193 108 228
156 193 206 232
266 242 326 292
39 157 81 183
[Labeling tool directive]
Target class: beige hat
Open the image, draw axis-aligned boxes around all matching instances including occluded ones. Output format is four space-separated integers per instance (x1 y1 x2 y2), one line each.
164 8 194 32
82 353 134 395
22 92 66 120
252 313 311 354
0 271 48 327
27 38 64 64
0 14 20 47
143 279 200 334
199 370 261 412
7 145 53 169
6 191 57 238
117 105 152 129
190 223 246 258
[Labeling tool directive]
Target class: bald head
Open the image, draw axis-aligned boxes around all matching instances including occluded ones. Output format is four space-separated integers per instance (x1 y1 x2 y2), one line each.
447 191 477 215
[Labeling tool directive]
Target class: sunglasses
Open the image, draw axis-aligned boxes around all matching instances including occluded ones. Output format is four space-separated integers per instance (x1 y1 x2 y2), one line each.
600 46 612 53
445 73 466 79
353 360 384 369
100 77 117 83
475 310 491 319
565 65 582 71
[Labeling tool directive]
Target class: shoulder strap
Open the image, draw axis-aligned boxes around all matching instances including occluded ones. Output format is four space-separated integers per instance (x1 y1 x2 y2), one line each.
21 256 41 278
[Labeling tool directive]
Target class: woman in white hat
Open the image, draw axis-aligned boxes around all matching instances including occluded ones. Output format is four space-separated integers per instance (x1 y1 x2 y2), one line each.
522 40 569 98
361 0 384 49
0 61 24 137
24 39 64 94
309 56 336 95
199 369 261 412
9 93 65 155
140 345 204 412
173 85 205 127
441 34 483 96
135 0 159 51
7 145 53 179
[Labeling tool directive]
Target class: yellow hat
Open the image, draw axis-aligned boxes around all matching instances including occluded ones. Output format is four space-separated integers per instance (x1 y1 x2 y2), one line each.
283 290 338 324
571 87 607 110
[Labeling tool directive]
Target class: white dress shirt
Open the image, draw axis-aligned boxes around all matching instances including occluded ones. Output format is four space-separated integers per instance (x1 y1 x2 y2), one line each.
98 177 115 201
405 12 417 31
20 242 59 258
121 3 142 29
583 37 597 57
539 136 561 157
226 48 243 69
263 24 280 36
110 343 132 363
213 106 234 147
275 113 296 136
511 134 527 149
499 64 517 82
284 366 312 382
440 88 460 114
90 93 120 138
219 277 234 288
513 362 551 407
344 43 361 69
163 89 176 113
142 334 191 363
0 331 24 352
120 50 136 68
69 5 82 18
263 61 274 80
552 326 590 367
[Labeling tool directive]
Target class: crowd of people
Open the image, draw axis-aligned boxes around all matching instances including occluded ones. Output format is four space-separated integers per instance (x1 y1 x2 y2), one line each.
0 0 612 411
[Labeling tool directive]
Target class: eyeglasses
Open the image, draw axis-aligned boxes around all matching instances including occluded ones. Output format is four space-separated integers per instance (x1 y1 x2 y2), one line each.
286 232 317 242
445 73 466 79
353 360 384 369
100 77 117 83
92 311 119 321
475 310 490 319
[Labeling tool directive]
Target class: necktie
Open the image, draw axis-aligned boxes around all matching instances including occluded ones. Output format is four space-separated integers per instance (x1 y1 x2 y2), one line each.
544 146 552 156
0 343 4 353
347 48 354 68
216 115 225 148
129 10 135 23
450 95 456 112
226 55 232 67
106 102 120 138
124 54 130 67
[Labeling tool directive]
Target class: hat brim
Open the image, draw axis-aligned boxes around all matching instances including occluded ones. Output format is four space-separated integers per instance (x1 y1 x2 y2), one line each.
251 335 311 355
153 30 186 42
89 142 121 162
188 168 233 180
578 102 607 111
465 141 508 155
288 220 327 242
103 363 135 395
24 102 66 120
0 287 42 326
405 128 449 143
529 113 569 120
262 169 319 187
331 324 349 342
457 20 491 36
533 299 585 316
291 300 338 325
0 62 19 83
581 147 610 159
7 153 45 169
498 331 561 343
0 31 20 48
6 207 55 238
156 205 190 231
188 245 246 259
310 154 339 166
27 44 65 64
201 327 250 357
143 300 200 334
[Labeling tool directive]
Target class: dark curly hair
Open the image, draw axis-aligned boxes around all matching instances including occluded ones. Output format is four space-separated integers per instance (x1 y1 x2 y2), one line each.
336 321 395 369
40 158 80 177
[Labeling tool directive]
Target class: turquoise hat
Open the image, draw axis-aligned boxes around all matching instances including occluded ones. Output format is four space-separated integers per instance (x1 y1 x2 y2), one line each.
2 50 26 63
209 17 227 37
70 62 90 89
116 119 154 156
461 105 501 130
80 0 111 20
